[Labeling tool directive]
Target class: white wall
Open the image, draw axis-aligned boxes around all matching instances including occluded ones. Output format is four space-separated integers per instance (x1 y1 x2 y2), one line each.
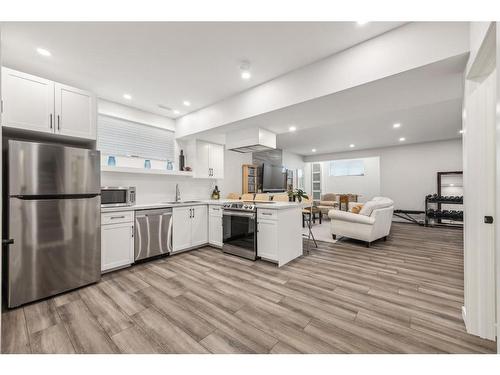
304 139 462 211
216 149 253 197
320 157 381 203
98 99 175 131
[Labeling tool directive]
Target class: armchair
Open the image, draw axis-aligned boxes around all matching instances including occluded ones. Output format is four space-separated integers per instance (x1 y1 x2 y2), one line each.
328 197 394 247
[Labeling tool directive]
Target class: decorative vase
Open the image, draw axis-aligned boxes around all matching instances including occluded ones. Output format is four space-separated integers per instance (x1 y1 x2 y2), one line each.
211 185 220 200
144 159 151 169
179 150 185 171
166 160 173 170
107 155 116 166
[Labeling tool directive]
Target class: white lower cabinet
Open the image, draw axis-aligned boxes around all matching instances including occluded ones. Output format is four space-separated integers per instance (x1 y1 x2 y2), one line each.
208 205 223 247
257 207 302 267
101 211 134 272
172 205 208 252
257 219 279 262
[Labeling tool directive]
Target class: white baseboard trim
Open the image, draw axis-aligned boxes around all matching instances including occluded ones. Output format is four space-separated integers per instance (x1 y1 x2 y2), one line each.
462 305 468 329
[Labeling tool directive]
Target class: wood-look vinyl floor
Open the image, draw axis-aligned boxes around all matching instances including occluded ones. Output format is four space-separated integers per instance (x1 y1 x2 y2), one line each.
1 223 496 354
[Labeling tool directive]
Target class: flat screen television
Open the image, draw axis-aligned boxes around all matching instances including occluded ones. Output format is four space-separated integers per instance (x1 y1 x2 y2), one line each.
262 163 287 192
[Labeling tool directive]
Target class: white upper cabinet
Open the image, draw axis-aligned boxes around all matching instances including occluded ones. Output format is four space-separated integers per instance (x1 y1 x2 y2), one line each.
1 67 54 134
194 140 224 179
1 67 96 140
209 143 225 179
55 83 96 139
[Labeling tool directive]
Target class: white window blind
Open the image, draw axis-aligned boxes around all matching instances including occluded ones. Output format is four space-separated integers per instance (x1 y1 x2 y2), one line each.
97 115 175 161
329 159 365 177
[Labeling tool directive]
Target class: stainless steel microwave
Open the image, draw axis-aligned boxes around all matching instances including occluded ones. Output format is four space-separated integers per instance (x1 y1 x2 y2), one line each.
101 186 136 207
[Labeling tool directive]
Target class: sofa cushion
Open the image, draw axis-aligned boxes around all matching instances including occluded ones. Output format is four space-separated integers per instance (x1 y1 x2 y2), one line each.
318 200 335 207
350 204 364 214
328 209 375 224
359 198 394 216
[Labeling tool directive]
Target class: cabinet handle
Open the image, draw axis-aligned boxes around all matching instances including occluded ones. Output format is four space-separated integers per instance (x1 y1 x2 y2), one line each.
49 114 53 129
192 208 195 218
131 225 134 237
57 115 60 131
212 207 219 211
110 215 125 219
262 212 272 216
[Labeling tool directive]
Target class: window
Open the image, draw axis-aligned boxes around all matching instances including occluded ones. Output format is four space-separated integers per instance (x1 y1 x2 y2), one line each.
97 115 175 161
329 159 365 177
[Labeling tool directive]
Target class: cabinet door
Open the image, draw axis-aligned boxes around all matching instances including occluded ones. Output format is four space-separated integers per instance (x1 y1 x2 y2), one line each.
209 143 225 179
172 206 192 252
1 67 54 134
191 205 208 247
55 83 96 140
101 222 134 272
195 141 211 178
209 215 223 247
257 219 278 261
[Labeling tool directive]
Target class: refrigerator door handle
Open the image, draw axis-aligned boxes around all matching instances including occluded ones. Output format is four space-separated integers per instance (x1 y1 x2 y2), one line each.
2 239 15 246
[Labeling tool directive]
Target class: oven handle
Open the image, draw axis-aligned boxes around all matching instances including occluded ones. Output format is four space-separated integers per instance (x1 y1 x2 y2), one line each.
222 211 256 218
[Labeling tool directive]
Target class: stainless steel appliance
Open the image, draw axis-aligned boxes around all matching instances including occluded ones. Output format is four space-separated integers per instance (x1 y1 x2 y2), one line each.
222 202 257 260
101 186 136 207
3 140 101 308
134 208 172 261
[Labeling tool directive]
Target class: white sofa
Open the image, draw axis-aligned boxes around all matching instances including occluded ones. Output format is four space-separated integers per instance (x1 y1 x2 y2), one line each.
328 197 394 247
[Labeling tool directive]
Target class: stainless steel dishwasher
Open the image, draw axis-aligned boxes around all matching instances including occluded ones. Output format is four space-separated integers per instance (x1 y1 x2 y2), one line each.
134 208 173 261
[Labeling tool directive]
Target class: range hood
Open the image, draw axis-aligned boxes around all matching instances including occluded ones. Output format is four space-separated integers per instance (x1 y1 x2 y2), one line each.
226 127 276 153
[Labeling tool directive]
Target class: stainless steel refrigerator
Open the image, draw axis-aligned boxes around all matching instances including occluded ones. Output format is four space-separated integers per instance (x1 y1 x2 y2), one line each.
4 140 101 308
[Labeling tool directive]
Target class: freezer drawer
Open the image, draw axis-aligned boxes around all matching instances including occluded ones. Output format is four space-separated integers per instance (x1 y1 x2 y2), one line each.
8 140 100 196
7 196 101 307
134 208 172 261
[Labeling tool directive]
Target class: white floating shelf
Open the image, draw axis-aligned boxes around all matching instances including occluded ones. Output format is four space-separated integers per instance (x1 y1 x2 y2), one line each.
101 165 193 177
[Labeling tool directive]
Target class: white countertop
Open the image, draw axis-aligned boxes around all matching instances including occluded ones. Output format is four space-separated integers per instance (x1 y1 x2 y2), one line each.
101 199 306 213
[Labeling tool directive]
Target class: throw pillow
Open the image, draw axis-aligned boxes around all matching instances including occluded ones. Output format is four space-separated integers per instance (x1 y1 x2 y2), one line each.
351 204 364 214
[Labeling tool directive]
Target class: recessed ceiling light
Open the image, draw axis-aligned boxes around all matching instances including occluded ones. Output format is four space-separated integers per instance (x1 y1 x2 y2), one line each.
399 137 406 142
240 61 251 80
173 110 180 115
123 93 132 100
36 47 51 57
289 126 297 132
356 21 369 26
311 148 317 153
349 144 355 148
183 100 191 107
459 129 464 134
241 71 251 80
393 123 401 128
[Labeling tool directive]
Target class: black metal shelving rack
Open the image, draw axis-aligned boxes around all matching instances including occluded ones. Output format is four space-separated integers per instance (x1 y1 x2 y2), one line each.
424 197 463 227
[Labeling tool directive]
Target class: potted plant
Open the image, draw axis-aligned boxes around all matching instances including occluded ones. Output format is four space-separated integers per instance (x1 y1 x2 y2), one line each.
287 188 309 203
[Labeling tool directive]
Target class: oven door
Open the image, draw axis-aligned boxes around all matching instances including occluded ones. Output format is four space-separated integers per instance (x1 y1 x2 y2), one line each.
222 210 257 260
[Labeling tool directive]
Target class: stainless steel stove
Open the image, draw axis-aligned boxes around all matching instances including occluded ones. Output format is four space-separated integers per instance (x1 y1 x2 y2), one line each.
222 202 257 260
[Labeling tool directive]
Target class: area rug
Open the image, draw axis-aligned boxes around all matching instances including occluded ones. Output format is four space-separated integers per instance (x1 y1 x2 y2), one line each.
301 220 337 244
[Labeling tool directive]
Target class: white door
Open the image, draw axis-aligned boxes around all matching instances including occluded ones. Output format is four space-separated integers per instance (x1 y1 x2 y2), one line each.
191 205 208 247
208 212 222 247
209 143 225 179
196 141 211 178
172 206 192 252
55 83 96 140
1 67 54 134
101 222 134 272
257 219 278 261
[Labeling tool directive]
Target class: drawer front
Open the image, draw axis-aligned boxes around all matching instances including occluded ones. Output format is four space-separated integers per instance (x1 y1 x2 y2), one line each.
257 209 277 220
209 205 223 217
102 211 134 225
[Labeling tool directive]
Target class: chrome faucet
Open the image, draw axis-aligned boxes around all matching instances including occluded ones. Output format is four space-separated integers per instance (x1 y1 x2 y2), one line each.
175 184 181 202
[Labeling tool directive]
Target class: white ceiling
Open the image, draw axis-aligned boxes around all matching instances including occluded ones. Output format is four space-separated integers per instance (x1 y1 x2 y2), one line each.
1 22 405 118
194 53 468 155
